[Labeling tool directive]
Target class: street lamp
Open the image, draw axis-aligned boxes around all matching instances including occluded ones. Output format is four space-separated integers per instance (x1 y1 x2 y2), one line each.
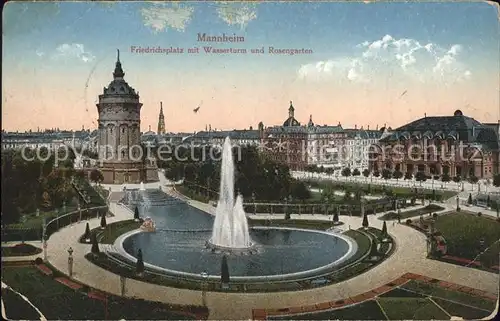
200 271 209 306
456 195 460 211
67 247 74 277
42 217 48 261
252 192 256 215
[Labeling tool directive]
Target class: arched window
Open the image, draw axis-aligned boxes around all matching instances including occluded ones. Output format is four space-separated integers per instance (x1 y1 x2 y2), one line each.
122 127 125 134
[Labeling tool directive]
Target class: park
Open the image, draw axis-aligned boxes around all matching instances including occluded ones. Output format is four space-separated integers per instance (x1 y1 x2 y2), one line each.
1 141 499 320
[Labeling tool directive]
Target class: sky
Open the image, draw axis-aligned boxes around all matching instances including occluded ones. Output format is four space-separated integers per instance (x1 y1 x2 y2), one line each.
2 0 500 132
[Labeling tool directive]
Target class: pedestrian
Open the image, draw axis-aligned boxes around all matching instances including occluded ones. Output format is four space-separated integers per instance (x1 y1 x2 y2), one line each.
393 221 395 227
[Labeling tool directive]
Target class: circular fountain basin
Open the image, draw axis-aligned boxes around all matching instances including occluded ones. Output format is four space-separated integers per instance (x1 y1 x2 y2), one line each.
116 226 357 282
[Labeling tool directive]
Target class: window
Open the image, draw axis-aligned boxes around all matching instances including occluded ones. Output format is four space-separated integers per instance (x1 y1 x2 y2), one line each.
122 127 125 134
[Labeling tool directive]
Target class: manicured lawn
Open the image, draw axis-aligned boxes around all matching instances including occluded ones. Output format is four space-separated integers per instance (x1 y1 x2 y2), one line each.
401 280 496 311
378 297 449 320
1 267 206 320
269 300 386 320
267 278 496 320
79 219 142 244
379 204 445 220
431 212 500 267
1 243 42 257
432 297 492 319
1 287 41 320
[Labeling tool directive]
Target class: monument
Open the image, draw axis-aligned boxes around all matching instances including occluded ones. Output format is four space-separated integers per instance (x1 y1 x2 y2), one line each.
96 50 158 184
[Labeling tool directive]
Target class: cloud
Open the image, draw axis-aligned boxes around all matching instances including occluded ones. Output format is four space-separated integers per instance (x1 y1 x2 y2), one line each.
298 34 470 84
216 2 258 29
52 43 95 63
140 3 194 32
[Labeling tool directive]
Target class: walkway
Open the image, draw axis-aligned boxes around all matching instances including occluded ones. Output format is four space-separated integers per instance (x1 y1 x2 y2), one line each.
293 171 500 194
38 178 498 320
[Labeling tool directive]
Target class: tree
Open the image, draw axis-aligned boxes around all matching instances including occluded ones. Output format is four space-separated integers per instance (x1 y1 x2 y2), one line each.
468 176 479 184
333 211 339 224
90 169 104 185
84 222 91 240
91 232 99 254
362 213 369 228
100 213 107 228
221 254 230 285
493 174 500 187
134 206 140 221
41 191 52 210
382 168 392 180
467 193 473 205
136 249 144 275
373 170 380 178
415 171 427 183
453 176 461 183
362 169 370 178
441 173 451 183
404 171 413 180
341 167 351 178
352 168 361 177
290 180 311 201
369 241 379 257
392 170 403 181
381 221 388 238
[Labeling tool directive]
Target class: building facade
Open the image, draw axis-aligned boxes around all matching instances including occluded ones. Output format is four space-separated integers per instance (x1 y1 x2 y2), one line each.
340 128 384 172
369 110 500 178
96 50 157 184
263 101 309 171
306 115 345 168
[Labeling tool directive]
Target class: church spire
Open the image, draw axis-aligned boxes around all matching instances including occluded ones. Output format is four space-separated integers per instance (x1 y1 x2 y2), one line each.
113 49 125 79
157 101 166 134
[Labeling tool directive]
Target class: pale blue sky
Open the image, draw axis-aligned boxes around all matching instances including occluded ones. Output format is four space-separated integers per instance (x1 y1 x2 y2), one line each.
3 1 499 132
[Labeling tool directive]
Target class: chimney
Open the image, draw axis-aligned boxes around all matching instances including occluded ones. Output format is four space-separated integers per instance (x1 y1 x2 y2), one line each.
355 124 357 129
367 125 370 130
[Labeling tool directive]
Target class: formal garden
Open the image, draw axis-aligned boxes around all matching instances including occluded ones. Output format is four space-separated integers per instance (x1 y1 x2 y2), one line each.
407 211 500 271
1 148 109 242
1 264 208 320
266 277 496 320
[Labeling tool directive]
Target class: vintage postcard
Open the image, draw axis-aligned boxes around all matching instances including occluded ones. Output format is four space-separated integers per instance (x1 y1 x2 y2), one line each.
2 1 499 320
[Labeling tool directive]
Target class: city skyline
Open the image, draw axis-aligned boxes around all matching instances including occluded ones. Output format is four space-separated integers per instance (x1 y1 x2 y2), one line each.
3 1 499 132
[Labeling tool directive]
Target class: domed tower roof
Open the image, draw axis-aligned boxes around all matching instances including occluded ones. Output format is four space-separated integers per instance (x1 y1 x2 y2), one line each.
283 101 300 127
102 49 138 97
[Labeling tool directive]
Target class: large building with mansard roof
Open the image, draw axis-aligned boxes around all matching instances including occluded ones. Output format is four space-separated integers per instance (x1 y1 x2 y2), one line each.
369 110 500 179
96 50 158 184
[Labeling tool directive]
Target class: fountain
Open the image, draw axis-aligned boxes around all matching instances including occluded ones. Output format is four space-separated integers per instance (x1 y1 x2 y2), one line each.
208 137 254 254
140 182 145 191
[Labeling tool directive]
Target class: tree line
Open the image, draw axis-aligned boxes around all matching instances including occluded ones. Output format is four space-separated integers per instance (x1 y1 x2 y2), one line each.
160 144 311 202
1 148 80 224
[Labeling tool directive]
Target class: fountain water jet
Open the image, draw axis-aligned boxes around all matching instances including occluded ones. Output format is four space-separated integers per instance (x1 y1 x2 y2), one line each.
140 182 145 191
208 137 254 254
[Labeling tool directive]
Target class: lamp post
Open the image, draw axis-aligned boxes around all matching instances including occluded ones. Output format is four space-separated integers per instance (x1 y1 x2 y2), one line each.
20 215 27 244
201 271 208 306
456 195 460 211
67 247 74 277
42 217 48 261
252 192 256 215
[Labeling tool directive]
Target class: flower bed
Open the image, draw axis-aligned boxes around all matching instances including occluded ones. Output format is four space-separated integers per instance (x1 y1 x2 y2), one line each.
1 243 42 257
